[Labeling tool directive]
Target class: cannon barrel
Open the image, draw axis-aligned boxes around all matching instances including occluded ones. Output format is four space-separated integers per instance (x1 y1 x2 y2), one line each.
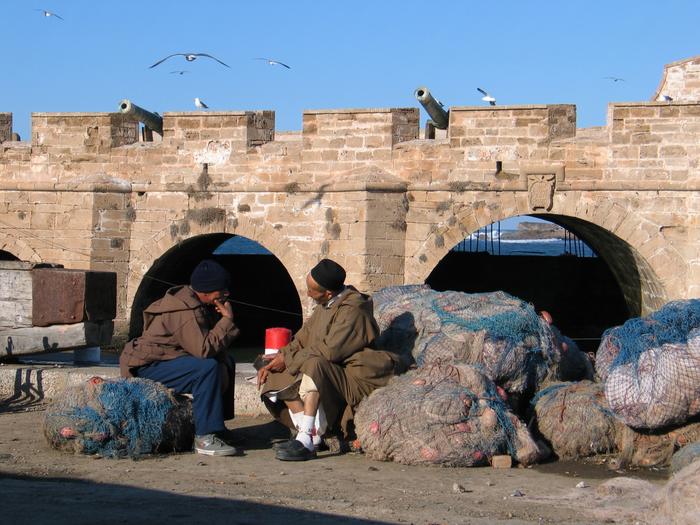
118 99 163 135
414 86 449 129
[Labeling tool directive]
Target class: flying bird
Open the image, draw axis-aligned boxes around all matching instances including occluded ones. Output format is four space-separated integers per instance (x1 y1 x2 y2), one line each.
477 87 496 106
604 76 625 82
36 9 64 20
149 53 230 69
194 97 209 109
254 57 291 69
170 70 189 75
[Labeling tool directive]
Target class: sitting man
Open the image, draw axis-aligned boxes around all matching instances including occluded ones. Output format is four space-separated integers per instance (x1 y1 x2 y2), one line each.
120 259 241 457
257 258 401 461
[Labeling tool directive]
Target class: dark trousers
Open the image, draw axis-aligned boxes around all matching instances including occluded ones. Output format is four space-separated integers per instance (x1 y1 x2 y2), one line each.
136 356 225 436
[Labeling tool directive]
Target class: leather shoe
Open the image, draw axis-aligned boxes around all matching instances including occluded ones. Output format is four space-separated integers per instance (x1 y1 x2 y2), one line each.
275 439 317 461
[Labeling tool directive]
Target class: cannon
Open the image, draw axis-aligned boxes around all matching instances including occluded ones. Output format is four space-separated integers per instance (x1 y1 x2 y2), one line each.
414 86 449 130
118 99 163 136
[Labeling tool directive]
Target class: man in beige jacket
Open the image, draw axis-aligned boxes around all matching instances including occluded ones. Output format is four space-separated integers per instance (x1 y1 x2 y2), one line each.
120 259 241 457
257 259 401 461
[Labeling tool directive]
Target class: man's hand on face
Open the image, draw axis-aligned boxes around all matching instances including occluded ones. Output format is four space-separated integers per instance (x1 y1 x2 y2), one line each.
256 352 286 389
213 297 234 319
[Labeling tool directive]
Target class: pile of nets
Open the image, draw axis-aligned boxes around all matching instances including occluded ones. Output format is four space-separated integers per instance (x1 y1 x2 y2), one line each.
373 286 569 395
531 381 618 460
596 300 700 429
354 363 544 467
649 460 700 524
615 421 700 469
44 376 193 458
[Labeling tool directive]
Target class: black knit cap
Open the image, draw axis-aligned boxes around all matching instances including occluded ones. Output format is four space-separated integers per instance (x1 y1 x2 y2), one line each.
190 259 231 293
310 258 346 291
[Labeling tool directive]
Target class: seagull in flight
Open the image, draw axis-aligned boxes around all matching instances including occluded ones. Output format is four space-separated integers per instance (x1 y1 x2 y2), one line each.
36 9 64 20
149 53 230 69
170 70 189 75
477 87 496 106
194 97 209 109
254 57 291 69
603 76 625 82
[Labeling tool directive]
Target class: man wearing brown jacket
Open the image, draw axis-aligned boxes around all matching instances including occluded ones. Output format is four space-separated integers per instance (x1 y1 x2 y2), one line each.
120 259 241 457
257 259 401 461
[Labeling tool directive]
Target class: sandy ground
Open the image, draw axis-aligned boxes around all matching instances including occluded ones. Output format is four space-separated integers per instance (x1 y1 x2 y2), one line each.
0 399 666 525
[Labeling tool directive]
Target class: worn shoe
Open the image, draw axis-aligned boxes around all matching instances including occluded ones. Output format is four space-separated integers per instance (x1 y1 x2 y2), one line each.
194 434 240 456
275 439 317 461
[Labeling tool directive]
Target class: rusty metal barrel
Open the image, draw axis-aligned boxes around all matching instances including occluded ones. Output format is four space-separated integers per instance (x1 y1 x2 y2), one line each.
414 86 449 129
118 99 163 135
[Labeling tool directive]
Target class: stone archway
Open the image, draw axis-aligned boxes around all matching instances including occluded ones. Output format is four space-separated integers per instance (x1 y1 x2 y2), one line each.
405 192 684 317
0 233 42 263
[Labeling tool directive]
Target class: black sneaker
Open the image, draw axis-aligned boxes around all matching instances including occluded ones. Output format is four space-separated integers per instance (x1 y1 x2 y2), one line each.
275 440 316 461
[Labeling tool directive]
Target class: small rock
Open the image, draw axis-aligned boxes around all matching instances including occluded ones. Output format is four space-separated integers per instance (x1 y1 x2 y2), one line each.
511 489 525 497
368 466 379 471
575 481 589 489
486 480 495 487
453 482 466 493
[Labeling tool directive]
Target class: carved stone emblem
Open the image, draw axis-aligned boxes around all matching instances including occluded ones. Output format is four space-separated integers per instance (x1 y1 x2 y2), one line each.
527 174 556 211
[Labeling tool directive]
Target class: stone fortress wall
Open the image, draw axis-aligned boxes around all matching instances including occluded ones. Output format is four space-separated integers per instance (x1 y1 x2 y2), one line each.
2 56 700 336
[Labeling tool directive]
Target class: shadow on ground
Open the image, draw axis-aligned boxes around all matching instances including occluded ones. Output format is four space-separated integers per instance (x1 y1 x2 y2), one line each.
1 472 389 525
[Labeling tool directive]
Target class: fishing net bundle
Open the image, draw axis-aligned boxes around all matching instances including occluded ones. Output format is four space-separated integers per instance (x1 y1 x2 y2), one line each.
595 300 700 429
649 459 700 525
531 381 618 460
670 442 700 474
354 363 544 467
614 420 700 469
44 376 193 458
373 285 588 395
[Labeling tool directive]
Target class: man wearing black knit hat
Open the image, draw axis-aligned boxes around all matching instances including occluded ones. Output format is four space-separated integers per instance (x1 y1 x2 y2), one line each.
258 258 402 461
120 259 241 457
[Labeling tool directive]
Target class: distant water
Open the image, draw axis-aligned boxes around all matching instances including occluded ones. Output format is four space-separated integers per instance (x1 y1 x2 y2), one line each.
213 232 596 257
452 232 596 257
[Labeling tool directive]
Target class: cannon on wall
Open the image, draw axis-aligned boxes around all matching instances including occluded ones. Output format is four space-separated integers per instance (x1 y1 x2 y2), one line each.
414 86 449 135
118 99 163 137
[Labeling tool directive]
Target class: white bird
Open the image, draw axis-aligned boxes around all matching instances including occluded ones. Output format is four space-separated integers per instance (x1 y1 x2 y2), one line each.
194 98 209 109
36 9 64 20
149 53 230 69
659 94 673 102
477 87 496 106
254 57 291 69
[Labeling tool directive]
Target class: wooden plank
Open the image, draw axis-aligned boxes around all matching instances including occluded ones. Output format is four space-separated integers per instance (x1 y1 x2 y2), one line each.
0 321 114 357
0 269 33 329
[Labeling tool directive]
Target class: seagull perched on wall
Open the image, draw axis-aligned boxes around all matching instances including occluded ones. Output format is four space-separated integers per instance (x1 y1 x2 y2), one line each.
149 53 230 69
477 87 496 106
254 57 291 69
659 94 674 102
194 97 209 109
36 9 64 20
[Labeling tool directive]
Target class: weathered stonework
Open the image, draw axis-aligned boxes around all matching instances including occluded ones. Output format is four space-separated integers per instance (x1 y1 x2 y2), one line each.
2 57 700 336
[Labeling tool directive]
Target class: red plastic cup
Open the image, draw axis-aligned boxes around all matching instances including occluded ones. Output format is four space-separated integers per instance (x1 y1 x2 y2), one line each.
265 327 292 356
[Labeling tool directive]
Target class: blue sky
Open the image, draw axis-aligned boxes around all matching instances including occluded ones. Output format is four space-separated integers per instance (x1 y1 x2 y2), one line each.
2 1 698 142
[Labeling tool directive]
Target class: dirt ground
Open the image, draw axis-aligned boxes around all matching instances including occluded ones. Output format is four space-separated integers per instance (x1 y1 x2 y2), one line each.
0 400 666 525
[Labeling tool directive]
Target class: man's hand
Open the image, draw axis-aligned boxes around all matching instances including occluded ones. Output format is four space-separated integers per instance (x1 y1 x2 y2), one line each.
256 352 286 389
214 298 234 320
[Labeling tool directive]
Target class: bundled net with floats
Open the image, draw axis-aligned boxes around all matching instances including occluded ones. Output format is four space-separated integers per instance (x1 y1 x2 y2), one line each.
44 376 193 458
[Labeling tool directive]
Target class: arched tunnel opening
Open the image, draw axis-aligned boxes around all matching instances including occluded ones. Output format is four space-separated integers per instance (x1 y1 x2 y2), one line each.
129 234 303 361
0 250 19 261
426 215 641 353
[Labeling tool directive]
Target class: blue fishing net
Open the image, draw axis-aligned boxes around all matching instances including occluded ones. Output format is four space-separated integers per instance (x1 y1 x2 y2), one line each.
44 377 192 458
602 299 700 370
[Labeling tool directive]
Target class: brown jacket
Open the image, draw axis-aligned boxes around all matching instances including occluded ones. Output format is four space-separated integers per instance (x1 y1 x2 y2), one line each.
119 285 240 377
263 286 398 402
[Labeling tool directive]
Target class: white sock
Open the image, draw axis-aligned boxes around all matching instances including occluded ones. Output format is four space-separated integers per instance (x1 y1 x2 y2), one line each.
312 405 327 446
289 411 303 430
295 414 315 451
